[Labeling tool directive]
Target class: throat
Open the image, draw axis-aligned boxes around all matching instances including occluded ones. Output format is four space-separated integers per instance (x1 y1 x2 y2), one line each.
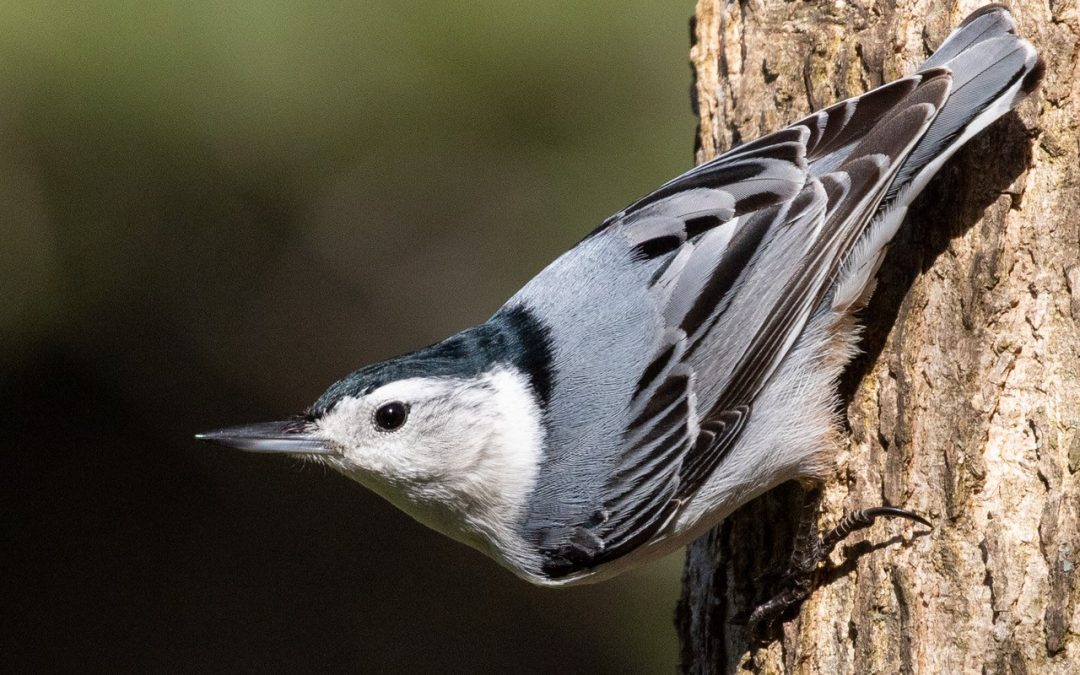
449 367 547 569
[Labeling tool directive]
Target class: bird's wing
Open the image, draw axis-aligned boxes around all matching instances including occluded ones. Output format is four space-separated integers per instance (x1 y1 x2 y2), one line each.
538 70 950 578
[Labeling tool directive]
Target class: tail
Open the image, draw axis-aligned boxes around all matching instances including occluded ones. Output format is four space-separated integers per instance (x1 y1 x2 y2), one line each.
829 4 1043 310
890 4 1044 202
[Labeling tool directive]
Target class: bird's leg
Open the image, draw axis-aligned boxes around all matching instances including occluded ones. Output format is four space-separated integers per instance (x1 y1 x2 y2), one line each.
745 487 823 590
743 487 824 635
746 488 930 637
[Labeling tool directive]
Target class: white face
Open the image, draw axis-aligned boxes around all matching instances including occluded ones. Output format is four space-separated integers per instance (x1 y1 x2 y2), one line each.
317 376 499 485
311 369 545 557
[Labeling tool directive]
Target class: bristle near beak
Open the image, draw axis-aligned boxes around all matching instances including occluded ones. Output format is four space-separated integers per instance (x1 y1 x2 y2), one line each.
195 420 336 455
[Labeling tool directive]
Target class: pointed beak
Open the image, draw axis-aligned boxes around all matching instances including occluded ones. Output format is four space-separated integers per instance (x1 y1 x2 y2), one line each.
194 420 337 455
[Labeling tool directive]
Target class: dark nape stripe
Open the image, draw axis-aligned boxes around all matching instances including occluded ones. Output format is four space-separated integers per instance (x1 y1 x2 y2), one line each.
492 304 555 407
308 304 554 416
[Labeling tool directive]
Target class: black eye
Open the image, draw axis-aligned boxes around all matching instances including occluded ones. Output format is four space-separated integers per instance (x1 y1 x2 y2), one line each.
373 401 409 432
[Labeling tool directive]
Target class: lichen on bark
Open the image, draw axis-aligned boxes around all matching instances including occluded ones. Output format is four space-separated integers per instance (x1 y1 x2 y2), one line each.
678 2 1080 673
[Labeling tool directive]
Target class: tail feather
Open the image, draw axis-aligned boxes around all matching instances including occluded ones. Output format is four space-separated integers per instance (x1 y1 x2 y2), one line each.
887 13 1041 204
919 4 1020 70
829 5 1042 311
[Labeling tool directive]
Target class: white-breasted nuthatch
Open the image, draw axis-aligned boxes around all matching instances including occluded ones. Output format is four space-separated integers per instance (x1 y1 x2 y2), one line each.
198 6 1042 608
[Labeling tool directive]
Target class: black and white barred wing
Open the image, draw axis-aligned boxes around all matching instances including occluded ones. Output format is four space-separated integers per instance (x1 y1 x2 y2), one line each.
540 72 945 576
540 7 1041 578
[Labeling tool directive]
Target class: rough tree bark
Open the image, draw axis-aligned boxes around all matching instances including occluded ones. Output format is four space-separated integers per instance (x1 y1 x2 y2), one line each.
676 1 1080 673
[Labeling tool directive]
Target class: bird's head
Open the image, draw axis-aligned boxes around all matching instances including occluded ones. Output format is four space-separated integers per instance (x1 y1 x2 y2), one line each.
197 320 550 568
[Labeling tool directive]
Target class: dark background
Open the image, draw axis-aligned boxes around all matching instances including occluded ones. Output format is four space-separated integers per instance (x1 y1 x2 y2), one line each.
1 2 695 672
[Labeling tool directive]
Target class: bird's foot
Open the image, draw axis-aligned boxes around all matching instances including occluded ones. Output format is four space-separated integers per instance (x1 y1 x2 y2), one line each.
745 490 930 640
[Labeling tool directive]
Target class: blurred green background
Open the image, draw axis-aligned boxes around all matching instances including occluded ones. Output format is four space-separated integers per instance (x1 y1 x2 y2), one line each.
1 2 696 672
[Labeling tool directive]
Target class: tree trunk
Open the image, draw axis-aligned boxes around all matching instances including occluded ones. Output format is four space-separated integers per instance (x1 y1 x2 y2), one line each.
676 1 1080 673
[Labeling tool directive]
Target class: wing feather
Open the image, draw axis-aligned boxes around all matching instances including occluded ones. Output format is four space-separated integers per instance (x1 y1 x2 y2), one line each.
536 68 957 578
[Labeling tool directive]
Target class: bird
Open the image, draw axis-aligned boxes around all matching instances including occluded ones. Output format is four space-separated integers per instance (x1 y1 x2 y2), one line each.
198 5 1042 621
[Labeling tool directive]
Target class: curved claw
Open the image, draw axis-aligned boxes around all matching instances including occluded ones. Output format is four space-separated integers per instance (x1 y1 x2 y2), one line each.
857 506 932 529
819 505 931 559
743 501 932 636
